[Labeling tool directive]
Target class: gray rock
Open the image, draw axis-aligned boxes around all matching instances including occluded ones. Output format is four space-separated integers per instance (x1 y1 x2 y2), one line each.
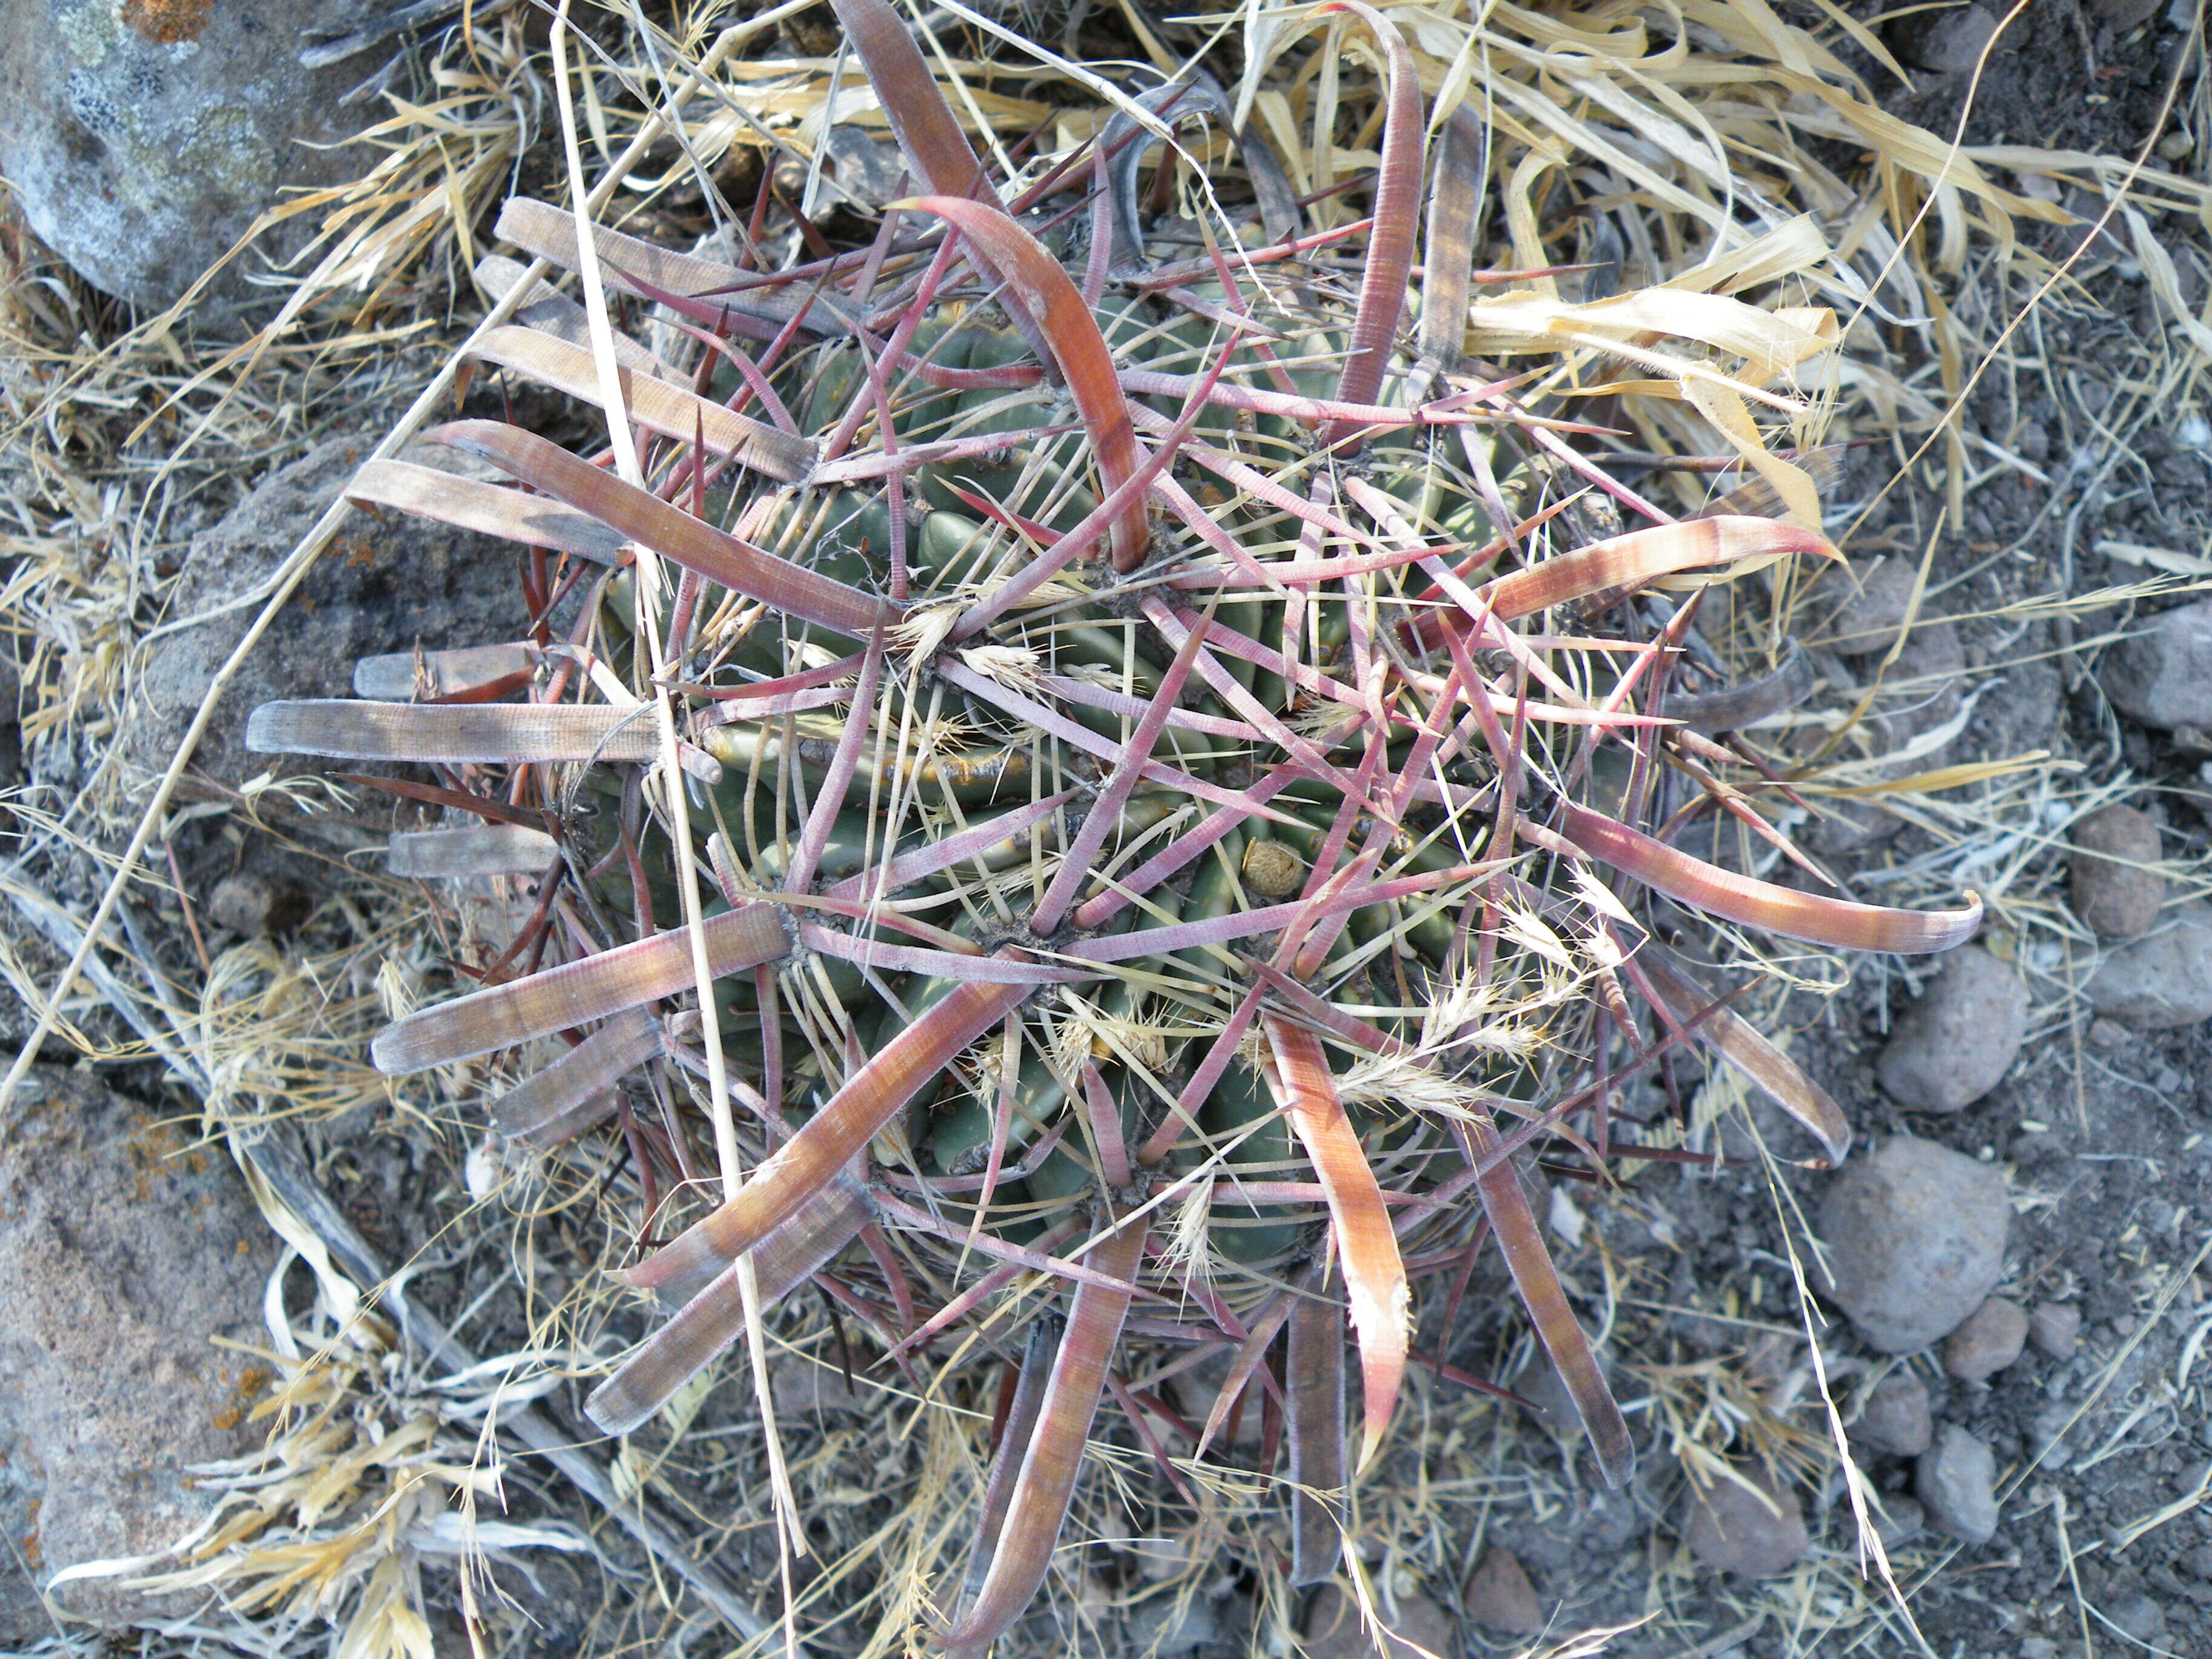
1816 1136 2010 1353
1916 1425 2000 1544
2083 902 2212 1029
135 435 520 792
2102 599 2212 729
0 1 381 316
2087 0 2161 27
1876 949 2027 1113
0 1068 274 1640
1465 1546 1543 1634
1684 1467 1808 1577
768 1352 865 1421
1891 2 2002 73
1943 1296 2029 1382
2070 805 2165 939
1854 1370 1933 1457
2028 1302 2081 1361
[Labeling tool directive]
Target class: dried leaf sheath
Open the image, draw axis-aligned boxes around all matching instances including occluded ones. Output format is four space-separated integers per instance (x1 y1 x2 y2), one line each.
897 196 1150 571
1261 1017 1407 1467
1285 1290 1348 1587
585 1175 875 1436
1554 803 1983 953
1469 1112 1635 1487
622 974 1032 1296
1637 943 1850 1162
487 1008 662 1144
1478 516 1838 623
247 701 663 767
372 904 788 1073
941 1213 1148 1659
427 421 900 637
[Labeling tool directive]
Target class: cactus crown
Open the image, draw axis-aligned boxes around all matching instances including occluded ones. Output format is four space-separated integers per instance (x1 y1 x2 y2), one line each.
246 0 1980 1646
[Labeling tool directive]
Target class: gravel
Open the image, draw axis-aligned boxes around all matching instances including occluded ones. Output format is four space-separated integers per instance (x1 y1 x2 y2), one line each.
2028 1302 2082 1361
1301 1586 1454 1659
1683 1467 1809 1577
1942 1296 2030 1382
1917 1425 2001 1544
2083 901 2212 1029
1875 948 2029 1113
1854 1369 1934 1457
2068 803 2166 939
1463 1546 1544 1635
1816 1136 2011 1353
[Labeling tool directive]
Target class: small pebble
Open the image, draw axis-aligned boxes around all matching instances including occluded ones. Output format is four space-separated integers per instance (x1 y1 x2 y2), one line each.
2180 1543 2212 1581
768 1353 864 1420
2086 1017 2130 1048
2069 804 2165 939
2085 901 2212 1028
1943 1296 2029 1382
1889 1 2000 72
2018 1638 2059 1659
2027 1302 2081 1361
1301 1586 1453 1659
1917 1424 2000 1544
206 870 303 936
1876 948 2029 1113
1817 1136 2011 1354
1463 1546 1544 1635
1874 1494 1925 1549
2101 598 2212 729
1854 1370 1933 1457
1823 560 1919 656
2107 1593 2167 1644
1128 1591 1219 1657
1684 1467 1809 1577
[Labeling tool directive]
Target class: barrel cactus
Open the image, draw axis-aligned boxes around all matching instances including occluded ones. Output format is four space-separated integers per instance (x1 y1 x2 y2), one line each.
244 0 1981 1646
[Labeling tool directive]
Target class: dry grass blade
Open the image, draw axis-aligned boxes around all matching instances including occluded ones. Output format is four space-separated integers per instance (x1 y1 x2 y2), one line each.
486 1007 662 1144
349 460 628 562
468 326 817 482
1480 517 1838 623
585 1175 875 1436
429 420 899 636
372 903 788 1073
1467 1112 1635 1487
941 1213 1148 1659
1262 1016 1406 1469
1553 803 1984 953
899 195 1150 571
622 975 1031 1295
1285 1289 1347 1587
1637 943 1849 1164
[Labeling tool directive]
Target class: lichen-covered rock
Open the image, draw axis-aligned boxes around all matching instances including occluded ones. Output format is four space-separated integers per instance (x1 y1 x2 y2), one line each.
0 0 381 315
0 1067 273 1639
1875 948 2028 1113
1816 1136 2009 1353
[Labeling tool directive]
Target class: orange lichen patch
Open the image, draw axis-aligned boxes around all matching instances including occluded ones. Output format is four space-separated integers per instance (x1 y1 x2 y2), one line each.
211 1364 273 1432
121 0 215 44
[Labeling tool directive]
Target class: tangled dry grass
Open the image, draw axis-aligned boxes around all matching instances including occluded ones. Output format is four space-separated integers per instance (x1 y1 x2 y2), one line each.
2 2 2210 1657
